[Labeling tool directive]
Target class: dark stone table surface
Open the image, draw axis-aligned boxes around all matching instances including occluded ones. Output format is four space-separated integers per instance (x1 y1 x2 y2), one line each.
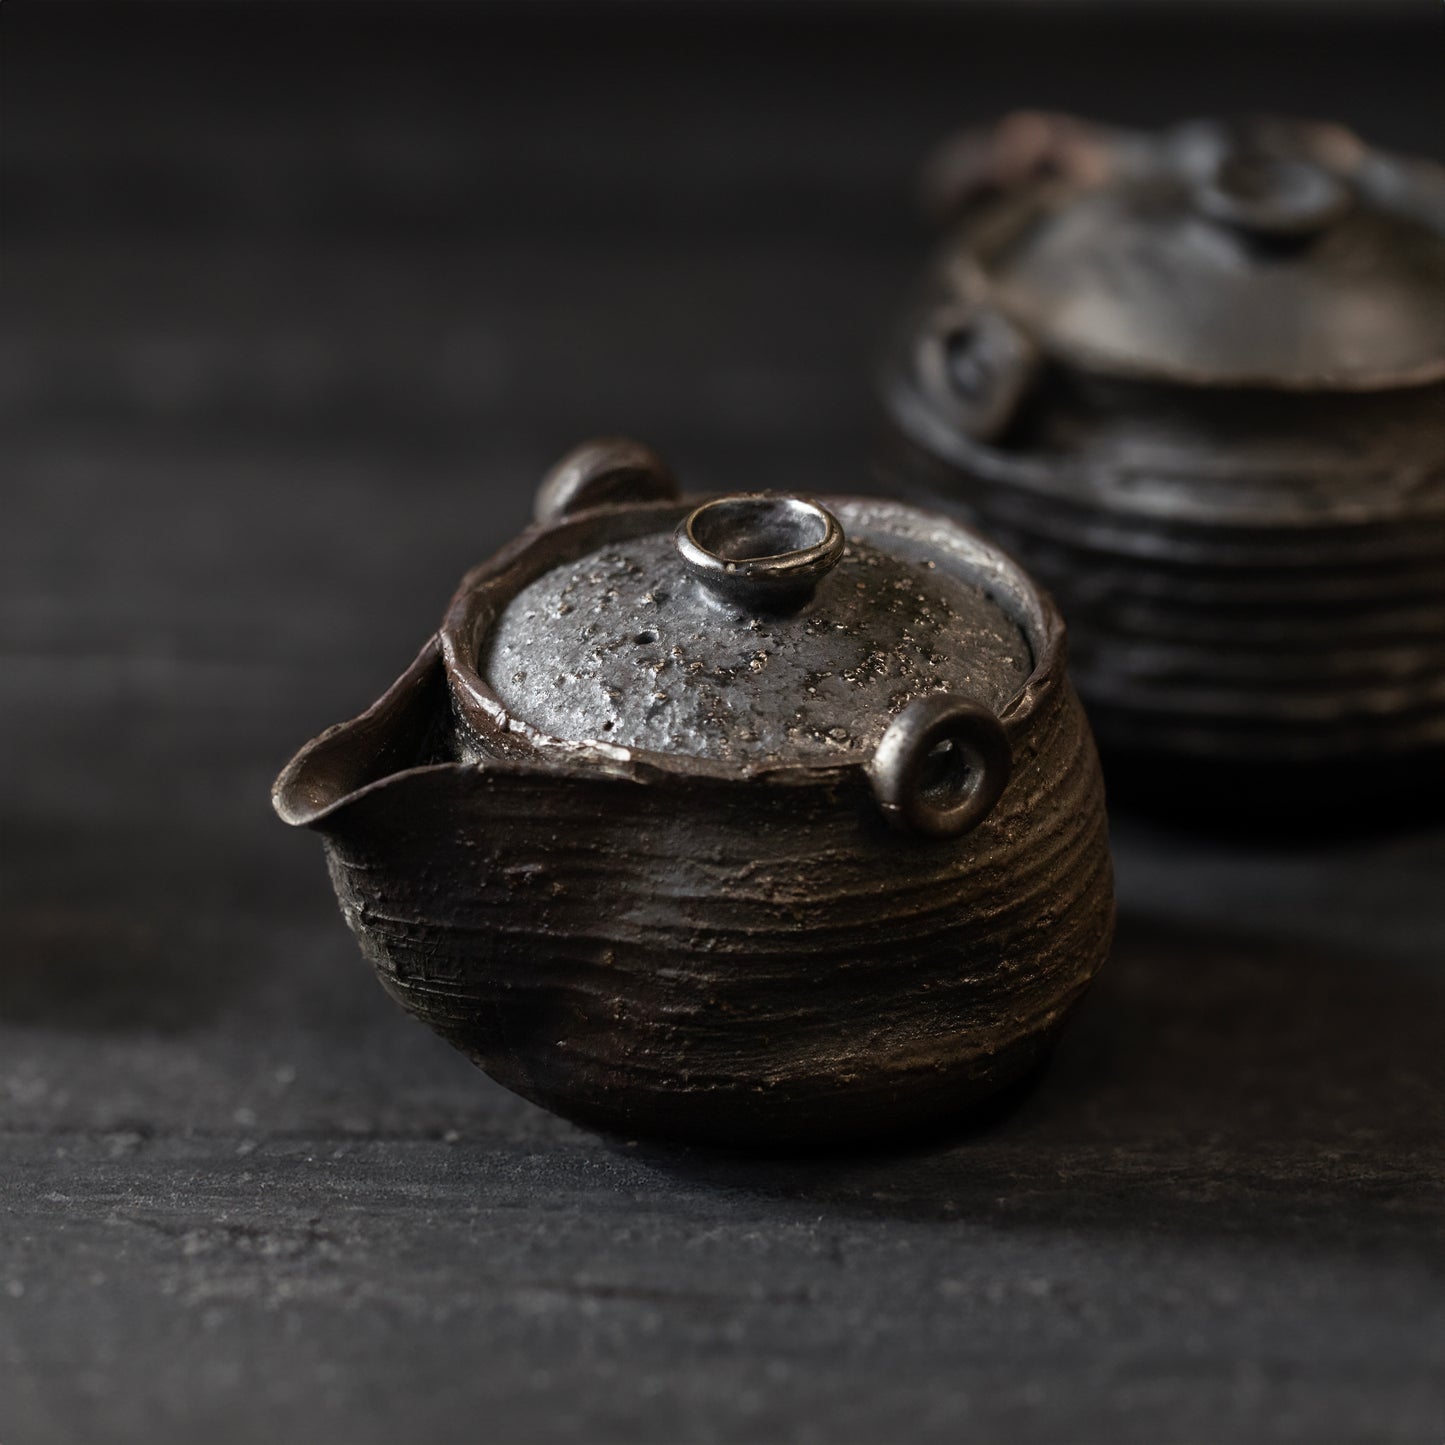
3 5 1442 1441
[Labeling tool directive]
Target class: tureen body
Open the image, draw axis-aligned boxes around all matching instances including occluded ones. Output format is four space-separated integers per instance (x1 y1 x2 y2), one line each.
274 441 1114 1144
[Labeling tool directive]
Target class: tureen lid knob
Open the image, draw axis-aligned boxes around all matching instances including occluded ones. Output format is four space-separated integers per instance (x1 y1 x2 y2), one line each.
675 493 845 612
1191 145 1353 240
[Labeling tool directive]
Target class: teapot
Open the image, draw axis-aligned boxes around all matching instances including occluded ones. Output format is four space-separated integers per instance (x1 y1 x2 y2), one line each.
880 114 1445 820
273 439 1114 1144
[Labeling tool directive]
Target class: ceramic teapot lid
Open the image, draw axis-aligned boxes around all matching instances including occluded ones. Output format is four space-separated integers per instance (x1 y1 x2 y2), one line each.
439 441 1054 834
449 443 1032 767
481 494 1030 765
923 113 1445 398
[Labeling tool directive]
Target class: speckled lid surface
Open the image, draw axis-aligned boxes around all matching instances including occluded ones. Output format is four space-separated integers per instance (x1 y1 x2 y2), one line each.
475 497 1033 764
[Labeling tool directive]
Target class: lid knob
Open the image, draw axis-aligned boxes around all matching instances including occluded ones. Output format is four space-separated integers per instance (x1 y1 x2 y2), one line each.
1191 148 1353 240
676 494 845 612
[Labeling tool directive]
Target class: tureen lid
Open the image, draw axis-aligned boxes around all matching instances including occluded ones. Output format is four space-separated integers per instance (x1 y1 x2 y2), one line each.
920 113 1445 397
440 442 1056 835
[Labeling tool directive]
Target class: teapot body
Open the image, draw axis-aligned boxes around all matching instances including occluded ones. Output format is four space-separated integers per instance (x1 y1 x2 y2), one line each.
884 377 1445 820
294 638 1110 1146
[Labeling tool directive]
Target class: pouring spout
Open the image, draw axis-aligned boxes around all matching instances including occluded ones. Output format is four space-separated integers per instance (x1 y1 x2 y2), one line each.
272 637 452 829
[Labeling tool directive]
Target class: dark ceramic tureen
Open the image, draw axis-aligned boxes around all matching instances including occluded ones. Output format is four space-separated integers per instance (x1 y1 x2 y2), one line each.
274 439 1114 1145
880 113 1445 819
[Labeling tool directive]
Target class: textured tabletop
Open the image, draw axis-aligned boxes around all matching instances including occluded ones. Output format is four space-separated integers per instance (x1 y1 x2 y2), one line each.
3 5 1443 1442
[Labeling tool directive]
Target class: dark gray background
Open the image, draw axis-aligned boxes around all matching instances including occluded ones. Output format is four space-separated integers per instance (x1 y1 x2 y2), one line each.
3 4 1443 1441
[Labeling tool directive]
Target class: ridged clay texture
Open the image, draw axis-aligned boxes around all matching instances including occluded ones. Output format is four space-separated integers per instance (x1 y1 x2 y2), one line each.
274 490 1114 1146
882 115 1445 820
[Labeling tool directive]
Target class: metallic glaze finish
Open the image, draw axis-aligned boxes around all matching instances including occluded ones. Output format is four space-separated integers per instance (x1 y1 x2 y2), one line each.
273 446 1114 1145
479 501 1032 764
882 115 1445 816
